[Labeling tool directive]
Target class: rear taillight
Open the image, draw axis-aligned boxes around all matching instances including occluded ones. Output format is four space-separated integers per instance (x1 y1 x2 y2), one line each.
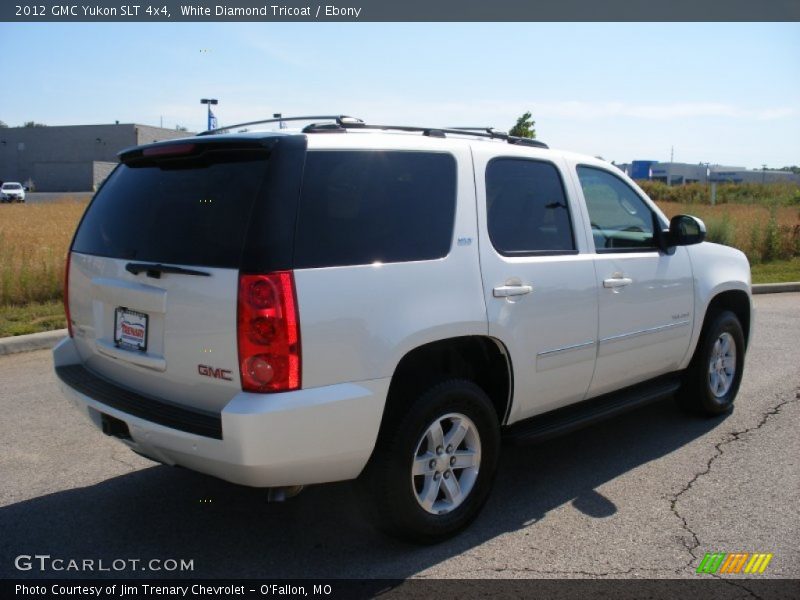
237 271 301 393
64 251 73 338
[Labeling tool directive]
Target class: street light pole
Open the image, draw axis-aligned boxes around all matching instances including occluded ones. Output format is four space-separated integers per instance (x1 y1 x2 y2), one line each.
200 98 218 131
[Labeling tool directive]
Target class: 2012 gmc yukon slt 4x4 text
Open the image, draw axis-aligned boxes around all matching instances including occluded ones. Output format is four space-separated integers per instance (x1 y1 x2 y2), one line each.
53 116 752 542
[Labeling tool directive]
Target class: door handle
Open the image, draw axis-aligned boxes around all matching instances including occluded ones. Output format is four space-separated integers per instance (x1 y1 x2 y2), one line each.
603 277 633 289
493 284 533 298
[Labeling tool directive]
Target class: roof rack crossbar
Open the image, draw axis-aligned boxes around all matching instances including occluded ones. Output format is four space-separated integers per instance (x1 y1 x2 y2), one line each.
197 115 362 136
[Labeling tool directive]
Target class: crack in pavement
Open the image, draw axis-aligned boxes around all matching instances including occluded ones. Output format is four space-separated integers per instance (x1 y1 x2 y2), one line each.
712 575 764 600
477 565 637 577
668 387 800 578
472 564 680 577
110 451 140 470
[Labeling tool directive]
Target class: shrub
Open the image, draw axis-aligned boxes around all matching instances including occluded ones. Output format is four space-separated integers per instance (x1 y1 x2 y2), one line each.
762 208 781 262
705 213 736 247
747 222 762 264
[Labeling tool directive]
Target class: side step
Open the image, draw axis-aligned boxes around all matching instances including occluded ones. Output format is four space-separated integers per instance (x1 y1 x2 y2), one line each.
503 373 683 445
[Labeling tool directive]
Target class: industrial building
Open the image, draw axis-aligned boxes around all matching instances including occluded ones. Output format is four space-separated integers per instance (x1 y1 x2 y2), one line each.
0 124 193 192
3 123 798 191
616 160 800 185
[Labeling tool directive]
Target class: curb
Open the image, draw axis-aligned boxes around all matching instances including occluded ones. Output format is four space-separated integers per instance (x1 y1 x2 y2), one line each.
751 282 800 295
0 329 67 356
0 283 797 356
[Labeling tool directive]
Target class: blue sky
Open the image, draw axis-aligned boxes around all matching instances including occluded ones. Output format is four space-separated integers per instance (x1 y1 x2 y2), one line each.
1 22 798 168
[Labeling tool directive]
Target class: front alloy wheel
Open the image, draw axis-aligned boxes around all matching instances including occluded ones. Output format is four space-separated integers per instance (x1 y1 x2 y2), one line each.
679 309 745 416
708 332 736 398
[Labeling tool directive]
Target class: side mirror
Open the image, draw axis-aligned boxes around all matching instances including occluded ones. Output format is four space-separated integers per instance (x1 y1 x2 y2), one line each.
668 214 706 246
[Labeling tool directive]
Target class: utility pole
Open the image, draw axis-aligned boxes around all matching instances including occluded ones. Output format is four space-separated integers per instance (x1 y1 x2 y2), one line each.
201 98 219 131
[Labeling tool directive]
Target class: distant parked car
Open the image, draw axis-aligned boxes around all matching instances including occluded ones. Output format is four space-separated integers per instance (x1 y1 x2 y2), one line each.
1 182 26 203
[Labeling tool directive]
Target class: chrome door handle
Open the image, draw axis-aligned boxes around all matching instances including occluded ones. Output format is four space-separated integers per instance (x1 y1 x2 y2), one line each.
493 284 533 298
603 277 633 288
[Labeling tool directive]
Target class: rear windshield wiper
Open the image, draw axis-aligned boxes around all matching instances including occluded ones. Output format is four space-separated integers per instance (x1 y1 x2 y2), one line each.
125 262 210 278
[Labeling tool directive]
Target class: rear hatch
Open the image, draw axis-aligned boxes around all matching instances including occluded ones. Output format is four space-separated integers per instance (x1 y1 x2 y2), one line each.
66 135 305 413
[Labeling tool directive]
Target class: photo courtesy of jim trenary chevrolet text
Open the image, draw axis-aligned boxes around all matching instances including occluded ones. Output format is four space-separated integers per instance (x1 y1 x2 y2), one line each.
1 1 799 599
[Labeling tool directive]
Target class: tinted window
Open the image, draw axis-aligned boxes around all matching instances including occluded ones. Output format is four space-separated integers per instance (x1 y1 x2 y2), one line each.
486 158 575 254
294 151 457 268
72 147 270 268
577 166 657 252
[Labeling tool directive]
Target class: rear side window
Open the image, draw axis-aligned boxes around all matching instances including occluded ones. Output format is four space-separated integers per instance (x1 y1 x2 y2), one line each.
294 151 457 268
72 145 271 269
486 158 575 255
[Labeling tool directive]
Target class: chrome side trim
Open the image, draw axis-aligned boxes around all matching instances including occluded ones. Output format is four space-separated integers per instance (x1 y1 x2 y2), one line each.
537 340 596 357
599 320 691 345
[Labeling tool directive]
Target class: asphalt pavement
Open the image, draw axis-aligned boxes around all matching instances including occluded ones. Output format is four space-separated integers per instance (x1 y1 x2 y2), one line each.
1 294 798 581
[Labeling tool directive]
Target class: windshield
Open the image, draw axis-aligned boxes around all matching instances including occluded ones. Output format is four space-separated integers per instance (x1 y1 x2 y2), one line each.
2 183 22 190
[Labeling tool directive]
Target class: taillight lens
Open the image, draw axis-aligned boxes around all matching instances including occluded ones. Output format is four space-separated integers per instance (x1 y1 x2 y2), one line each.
64 251 73 338
237 271 301 392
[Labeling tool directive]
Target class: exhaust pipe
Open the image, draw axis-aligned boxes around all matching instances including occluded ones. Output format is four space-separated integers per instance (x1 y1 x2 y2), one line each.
267 485 304 502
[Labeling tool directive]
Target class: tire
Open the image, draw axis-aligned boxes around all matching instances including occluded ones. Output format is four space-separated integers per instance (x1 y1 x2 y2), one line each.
359 379 500 544
678 310 745 416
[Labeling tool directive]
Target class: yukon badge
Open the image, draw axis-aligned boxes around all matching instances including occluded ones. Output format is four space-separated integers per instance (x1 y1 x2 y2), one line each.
198 364 233 381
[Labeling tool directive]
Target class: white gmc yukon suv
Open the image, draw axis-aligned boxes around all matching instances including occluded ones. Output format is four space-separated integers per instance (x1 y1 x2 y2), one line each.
53 116 752 543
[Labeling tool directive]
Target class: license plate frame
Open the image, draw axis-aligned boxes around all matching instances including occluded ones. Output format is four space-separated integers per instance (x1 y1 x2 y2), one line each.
113 307 149 352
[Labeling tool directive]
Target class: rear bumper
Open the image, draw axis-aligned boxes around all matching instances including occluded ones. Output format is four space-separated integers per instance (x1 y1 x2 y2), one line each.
52 338 389 487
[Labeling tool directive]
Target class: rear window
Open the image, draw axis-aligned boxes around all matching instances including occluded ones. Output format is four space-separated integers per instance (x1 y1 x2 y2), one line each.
72 145 271 269
294 151 457 268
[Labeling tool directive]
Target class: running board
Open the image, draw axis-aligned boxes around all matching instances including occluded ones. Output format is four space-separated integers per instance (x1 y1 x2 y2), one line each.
503 373 683 445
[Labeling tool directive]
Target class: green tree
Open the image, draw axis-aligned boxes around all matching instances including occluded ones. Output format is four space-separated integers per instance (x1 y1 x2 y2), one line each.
509 111 536 139
0 120 8 128
23 121 47 127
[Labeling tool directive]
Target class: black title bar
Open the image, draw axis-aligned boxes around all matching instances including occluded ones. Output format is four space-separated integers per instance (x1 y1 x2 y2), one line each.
3 0 800 22
6 579 800 600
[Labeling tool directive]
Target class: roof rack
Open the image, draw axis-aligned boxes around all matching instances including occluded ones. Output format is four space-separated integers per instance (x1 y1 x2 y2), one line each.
197 115 363 136
198 115 549 148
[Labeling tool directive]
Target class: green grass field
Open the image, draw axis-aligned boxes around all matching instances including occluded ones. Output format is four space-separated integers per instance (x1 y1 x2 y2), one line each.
750 257 800 284
0 300 66 337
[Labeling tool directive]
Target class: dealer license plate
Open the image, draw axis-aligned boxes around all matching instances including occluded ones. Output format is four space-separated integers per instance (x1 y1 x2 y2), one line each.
114 307 148 352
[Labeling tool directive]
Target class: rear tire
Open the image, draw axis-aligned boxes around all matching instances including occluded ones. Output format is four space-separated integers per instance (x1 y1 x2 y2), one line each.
359 379 500 544
678 310 745 416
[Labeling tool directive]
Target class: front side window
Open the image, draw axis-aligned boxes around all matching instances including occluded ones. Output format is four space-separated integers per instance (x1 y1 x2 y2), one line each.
577 166 658 252
486 158 575 255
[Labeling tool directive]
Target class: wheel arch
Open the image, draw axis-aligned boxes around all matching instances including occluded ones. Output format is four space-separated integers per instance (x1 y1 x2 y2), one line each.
685 286 752 370
704 289 752 348
379 336 513 439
